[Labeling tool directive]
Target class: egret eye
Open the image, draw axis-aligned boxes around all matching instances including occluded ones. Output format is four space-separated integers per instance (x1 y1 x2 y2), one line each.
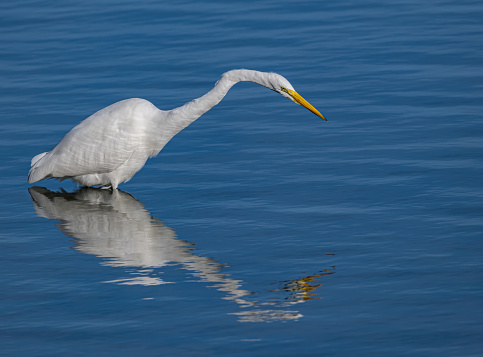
280 86 289 93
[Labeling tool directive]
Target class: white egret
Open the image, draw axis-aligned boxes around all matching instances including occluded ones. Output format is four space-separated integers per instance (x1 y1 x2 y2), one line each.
28 69 326 189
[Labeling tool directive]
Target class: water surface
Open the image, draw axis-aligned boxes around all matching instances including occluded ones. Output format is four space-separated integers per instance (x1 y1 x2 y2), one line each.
1 1 482 356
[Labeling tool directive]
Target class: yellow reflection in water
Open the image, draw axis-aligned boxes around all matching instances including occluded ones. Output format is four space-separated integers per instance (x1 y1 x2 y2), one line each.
274 269 335 303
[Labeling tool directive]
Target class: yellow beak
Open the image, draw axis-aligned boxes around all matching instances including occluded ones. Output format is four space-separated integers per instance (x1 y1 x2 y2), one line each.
286 88 327 121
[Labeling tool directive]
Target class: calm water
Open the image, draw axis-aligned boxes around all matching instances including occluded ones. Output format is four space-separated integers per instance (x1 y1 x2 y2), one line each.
1 1 483 356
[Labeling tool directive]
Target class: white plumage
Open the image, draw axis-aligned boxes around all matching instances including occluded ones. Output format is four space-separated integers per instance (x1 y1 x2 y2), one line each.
29 69 326 189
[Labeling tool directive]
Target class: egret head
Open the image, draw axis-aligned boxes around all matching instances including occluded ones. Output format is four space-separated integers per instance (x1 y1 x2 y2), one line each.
222 69 327 121
268 73 327 121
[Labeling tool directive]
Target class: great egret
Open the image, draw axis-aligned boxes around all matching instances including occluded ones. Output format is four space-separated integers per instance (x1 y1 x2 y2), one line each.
28 69 326 189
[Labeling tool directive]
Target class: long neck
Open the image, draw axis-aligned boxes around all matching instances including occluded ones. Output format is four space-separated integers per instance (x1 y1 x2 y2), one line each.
164 70 273 135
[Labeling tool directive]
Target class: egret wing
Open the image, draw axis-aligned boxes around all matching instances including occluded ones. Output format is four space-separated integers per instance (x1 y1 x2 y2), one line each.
29 100 148 182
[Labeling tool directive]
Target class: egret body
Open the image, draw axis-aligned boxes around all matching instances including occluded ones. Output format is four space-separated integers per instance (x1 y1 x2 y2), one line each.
28 69 326 189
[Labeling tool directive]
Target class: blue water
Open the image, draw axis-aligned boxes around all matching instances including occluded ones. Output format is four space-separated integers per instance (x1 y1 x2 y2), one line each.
1 1 483 356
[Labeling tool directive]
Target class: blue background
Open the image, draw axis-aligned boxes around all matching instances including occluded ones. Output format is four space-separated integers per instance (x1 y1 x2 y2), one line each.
1 1 482 356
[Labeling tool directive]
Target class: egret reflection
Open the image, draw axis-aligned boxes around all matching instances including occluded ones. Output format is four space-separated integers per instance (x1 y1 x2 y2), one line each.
29 186 333 322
